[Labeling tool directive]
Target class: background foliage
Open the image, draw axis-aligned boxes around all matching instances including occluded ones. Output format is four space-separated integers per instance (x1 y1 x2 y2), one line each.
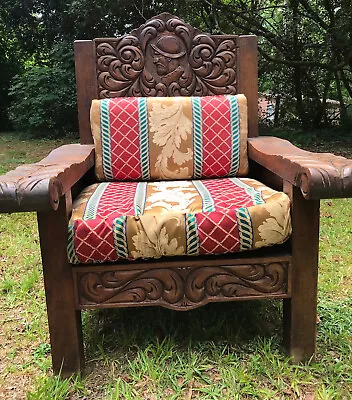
8 44 77 133
1 0 351 134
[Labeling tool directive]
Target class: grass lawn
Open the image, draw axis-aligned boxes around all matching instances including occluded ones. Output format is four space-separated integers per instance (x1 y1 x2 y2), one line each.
0 130 351 399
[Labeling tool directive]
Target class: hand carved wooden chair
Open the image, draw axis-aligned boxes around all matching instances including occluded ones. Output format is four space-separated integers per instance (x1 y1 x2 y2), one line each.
1 13 352 377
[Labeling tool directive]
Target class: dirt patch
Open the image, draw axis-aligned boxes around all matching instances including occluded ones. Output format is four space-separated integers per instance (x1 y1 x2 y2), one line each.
0 308 42 399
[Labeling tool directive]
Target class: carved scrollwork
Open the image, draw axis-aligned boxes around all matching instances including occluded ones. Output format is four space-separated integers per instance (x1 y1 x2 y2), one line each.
95 13 237 98
0 165 61 209
79 269 184 304
292 155 352 198
185 263 286 303
76 262 289 310
189 35 237 95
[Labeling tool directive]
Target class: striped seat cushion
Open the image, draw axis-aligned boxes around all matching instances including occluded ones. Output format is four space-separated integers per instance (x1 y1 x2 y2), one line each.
90 95 248 181
68 178 291 264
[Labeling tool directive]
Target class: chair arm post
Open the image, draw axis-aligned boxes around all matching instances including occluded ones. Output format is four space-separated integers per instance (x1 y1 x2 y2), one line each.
283 184 320 362
37 194 84 376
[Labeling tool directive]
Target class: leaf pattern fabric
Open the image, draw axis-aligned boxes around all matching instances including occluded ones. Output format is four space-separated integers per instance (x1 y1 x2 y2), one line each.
130 215 185 259
144 181 199 214
255 198 292 248
68 178 291 264
79 94 291 264
150 98 193 179
90 95 248 181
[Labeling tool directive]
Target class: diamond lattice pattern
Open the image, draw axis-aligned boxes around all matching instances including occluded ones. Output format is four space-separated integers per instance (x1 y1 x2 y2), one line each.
196 211 240 254
201 97 232 177
74 218 118 263
201 179 256 211
195 178 256 254
74 182 137 263
94 182 137 218
69 178 290 264
109 98 142 180
72 179 255 262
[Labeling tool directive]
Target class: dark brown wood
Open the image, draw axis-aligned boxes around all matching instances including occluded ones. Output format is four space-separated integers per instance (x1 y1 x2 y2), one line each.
249 160 284 192
237 35 258 137
74 260 290 310
37 196 84 376
73 251 291 308
0 144 94 212
74 40 98 144
93 13 238 99
283 185 320 362
74 247 291 272
248 136 352 199
2 13 351 377
74 13 260 145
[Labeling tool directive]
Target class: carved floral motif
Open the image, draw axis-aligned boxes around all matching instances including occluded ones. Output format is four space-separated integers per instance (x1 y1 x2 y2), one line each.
76 262 288 310
95 13 237 98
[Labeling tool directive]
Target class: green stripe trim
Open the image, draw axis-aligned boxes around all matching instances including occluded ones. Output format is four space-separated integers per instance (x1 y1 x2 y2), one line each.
83 183 110 220
185 213 200 255
191 97 203 178
134 182 148 216
227 95 241 176
230 178 264 205
192 180 215 212
67 224 80 264
100 99 114 180
112 216 129 258
138 98 150 180
235 207 253 250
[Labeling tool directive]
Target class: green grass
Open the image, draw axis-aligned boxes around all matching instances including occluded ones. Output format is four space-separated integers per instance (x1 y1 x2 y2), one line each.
0 131 77 174
0 130 351 399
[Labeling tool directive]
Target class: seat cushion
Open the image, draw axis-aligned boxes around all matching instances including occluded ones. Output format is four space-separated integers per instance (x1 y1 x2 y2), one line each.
90 94 248 181
68 178 291 264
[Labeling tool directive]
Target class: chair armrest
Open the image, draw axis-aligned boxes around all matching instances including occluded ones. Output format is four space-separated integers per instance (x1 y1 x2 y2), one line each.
0 144 95 212
248 136 352 199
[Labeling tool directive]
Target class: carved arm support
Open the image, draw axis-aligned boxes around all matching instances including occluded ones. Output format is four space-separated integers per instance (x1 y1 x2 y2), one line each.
248 137 352 199
0 144 95 213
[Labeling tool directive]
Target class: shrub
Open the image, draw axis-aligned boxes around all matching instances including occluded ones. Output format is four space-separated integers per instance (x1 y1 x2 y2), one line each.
9 43 78 135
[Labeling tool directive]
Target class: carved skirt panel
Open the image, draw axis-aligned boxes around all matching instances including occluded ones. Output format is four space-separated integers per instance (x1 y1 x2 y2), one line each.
74 261 290 310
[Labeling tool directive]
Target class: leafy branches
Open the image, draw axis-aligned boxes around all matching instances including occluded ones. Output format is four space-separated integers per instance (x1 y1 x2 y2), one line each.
9 43 77 134
1 0 352 132
200 0 352 127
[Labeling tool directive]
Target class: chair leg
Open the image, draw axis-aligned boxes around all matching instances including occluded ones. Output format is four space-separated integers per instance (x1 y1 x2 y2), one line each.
283 186 320 362
37 198 84 376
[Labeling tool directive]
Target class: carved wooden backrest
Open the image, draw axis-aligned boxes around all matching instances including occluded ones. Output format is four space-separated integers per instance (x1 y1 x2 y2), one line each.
75 13 258 144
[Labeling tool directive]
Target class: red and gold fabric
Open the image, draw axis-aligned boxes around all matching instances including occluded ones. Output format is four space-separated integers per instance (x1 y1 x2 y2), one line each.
68 178 291 264
90 95 248 181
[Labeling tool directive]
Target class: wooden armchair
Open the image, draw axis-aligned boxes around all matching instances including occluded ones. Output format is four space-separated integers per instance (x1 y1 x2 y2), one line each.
1 13 352 377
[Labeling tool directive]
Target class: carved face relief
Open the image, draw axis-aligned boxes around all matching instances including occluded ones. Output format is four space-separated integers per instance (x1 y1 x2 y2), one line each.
95 13 238 97
151 35 186 77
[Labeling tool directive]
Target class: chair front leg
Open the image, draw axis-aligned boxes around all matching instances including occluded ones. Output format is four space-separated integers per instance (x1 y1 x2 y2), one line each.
37 195 84 376
283 185 320 362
